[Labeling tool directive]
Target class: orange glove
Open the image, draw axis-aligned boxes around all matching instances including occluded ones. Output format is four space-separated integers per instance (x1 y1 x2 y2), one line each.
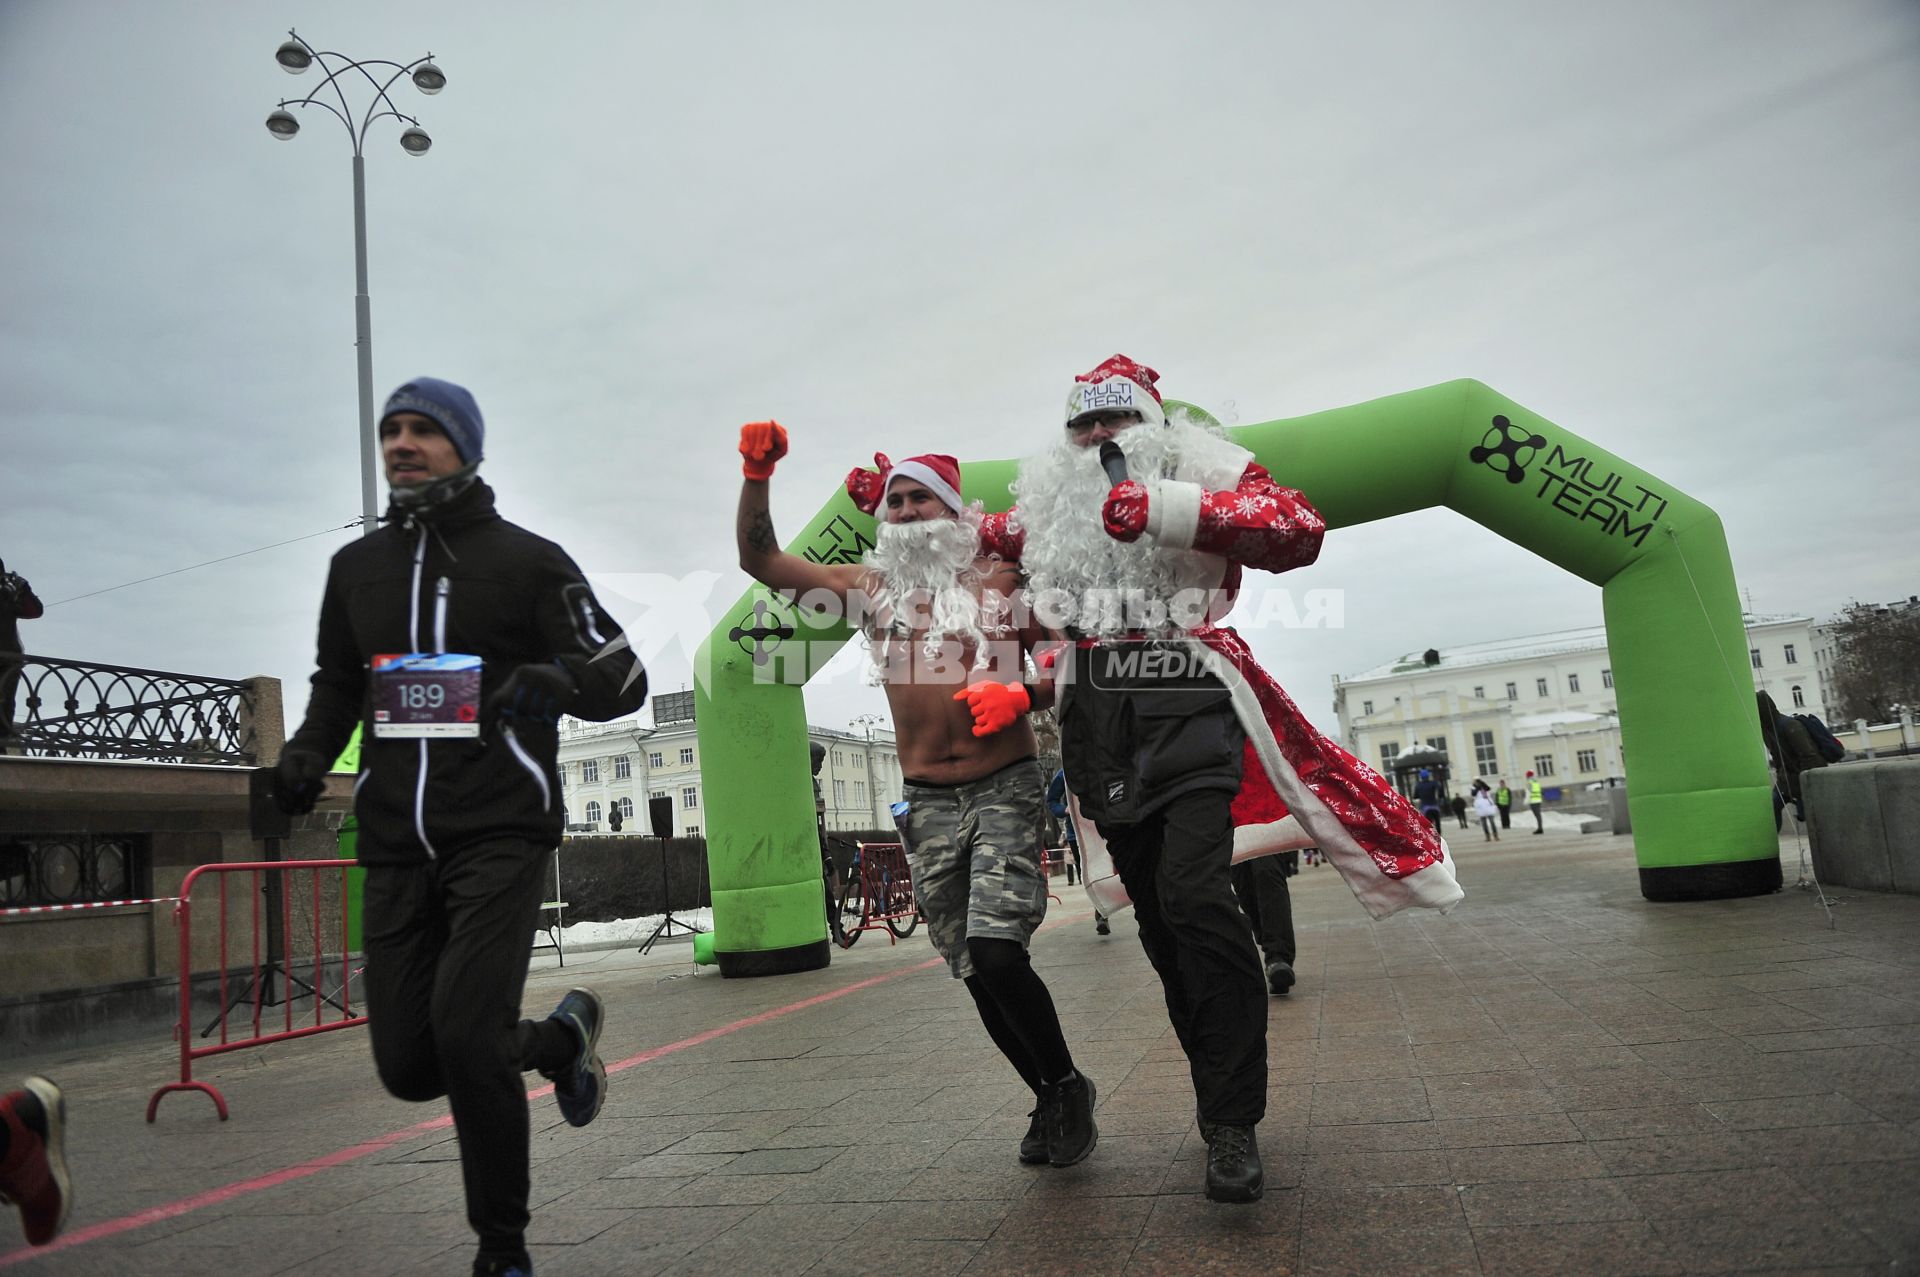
953 681 1031 737
738 420 789 480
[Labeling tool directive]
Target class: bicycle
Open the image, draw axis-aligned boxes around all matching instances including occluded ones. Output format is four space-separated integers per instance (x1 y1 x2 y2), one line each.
832 840 920 948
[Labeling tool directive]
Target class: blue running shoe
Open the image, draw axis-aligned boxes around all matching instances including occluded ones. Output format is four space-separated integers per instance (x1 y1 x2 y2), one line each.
543 987 605 1127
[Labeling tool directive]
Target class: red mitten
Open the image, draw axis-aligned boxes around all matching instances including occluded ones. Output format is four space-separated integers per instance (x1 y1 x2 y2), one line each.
952 681 1031 737
738 421 789 480
845 451 893 515
1101 480 1150 542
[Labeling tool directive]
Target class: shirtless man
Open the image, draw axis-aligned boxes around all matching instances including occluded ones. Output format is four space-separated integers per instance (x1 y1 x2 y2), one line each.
734 421 1095 1168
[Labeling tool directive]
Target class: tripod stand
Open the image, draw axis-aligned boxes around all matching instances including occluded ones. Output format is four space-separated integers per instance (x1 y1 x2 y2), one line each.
638 832 705 955
200 834 352 1037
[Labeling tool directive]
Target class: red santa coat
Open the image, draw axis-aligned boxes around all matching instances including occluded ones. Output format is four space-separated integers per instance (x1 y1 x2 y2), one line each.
985 462 1463 921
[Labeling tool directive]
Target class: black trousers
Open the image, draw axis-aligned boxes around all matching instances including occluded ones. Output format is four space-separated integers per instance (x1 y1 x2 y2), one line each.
1101 791 1268 1127
1230 853 1296 968
1497 805 1511 829
362 839 573 1257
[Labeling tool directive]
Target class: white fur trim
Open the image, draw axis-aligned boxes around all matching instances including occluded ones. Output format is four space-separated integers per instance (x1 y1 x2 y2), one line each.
1190 639 1462 919
1144 480 1203 549
882 459 965 514
1066 376 1166 426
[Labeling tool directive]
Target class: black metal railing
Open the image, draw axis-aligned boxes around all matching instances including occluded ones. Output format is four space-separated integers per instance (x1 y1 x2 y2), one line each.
0 834 149 907
2 653 259 765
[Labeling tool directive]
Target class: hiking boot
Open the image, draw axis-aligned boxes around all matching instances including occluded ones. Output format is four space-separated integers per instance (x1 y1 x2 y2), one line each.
541 988 605 1128
1205 1124 1263 1203
0 1077 70 1246
1043 1071 1098 1167
1266 961 1296 997
1018 1106 1049 1165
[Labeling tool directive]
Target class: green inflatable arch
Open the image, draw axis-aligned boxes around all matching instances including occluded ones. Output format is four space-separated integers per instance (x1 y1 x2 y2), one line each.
693 378 1776 977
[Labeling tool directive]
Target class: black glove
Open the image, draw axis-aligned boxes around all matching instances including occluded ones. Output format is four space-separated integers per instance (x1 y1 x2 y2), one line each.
483 663 577 728
271 748 329 816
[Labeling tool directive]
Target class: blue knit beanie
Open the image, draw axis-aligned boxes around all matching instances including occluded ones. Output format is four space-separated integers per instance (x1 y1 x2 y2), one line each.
381 377 485 465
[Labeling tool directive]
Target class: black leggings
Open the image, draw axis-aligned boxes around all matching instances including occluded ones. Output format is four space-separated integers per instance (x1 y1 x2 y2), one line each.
962 937 1074 1092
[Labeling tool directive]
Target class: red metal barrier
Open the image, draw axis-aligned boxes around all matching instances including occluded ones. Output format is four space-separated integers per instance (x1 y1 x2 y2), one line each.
146 859 368 1122
834 841 921 947
1040 848 1064 903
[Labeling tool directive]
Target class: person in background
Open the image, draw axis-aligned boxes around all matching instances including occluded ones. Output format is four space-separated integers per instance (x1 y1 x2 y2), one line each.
1525 771 1545 834
1495 778 1513 829
0 559 45 747
1230 852 1298 996
1047 768 1109 934
1450 790 1469 830
1472 788 1501 841
1413 769 1443 833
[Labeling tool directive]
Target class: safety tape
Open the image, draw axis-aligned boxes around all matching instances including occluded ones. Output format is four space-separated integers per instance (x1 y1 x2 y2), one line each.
0 897 180 917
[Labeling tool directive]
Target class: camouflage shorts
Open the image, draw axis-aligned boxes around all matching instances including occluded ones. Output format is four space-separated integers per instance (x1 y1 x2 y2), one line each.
902 759 1049 980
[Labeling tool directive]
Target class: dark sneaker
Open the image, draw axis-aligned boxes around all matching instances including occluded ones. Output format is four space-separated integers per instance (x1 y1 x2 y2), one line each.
472 1255 533 1277
1044 1071 1098 1167
1266 961 1296 997
0 1077 70 1246
1018 1106 1048 1165
1205 1124 1263 1202
542 988 605 1128
1095 915 1111 936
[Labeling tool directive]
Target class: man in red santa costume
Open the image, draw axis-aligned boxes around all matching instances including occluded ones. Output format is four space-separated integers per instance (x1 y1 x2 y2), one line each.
956 356 1461 1203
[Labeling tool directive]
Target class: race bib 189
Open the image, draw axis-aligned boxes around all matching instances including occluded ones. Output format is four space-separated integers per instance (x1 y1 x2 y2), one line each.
371 653 482 738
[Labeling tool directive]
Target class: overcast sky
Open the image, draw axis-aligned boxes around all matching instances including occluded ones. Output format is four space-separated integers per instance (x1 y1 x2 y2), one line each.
2 1 1915 744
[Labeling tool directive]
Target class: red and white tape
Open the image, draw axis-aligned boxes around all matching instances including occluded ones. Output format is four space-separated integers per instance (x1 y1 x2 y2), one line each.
0 897 179 918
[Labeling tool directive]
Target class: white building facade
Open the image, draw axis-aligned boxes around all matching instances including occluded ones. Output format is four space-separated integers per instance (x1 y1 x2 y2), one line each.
555 714 903 836
1331 614 1823 796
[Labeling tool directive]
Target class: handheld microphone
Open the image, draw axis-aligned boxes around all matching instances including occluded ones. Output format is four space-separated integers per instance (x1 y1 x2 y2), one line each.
1098 440 1130 487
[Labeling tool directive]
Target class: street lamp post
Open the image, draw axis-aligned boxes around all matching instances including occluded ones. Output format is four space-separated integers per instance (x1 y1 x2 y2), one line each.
264 30 445 536
851 713 884 824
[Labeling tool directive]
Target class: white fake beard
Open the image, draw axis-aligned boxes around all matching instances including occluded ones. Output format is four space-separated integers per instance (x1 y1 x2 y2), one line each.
1012 415 1241 638
863 513 990 679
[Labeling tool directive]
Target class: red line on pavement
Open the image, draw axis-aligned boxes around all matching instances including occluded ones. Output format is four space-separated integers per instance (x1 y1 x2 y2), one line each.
0 951 947 1268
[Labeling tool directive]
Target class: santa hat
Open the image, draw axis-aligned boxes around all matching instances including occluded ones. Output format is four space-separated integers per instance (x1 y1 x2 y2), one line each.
1065 354 1166 428
846 451 965 516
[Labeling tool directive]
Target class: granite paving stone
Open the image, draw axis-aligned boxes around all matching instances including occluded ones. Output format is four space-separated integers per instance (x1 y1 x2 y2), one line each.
5 827 1917 1275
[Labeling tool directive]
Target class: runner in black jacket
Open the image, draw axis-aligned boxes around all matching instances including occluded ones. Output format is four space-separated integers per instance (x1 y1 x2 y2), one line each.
274 377 646 1277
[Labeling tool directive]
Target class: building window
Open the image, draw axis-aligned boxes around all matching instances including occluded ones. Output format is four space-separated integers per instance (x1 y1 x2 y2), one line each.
1750 648 1763 669
1535 678 1549 697
854 754 865 770
854 781 866 805
833 779 847 805
1791 685 1805 708
650 789 667 804
679 747 695 765
585 801 602 824
1568 673 1581 693
1379 742 1401 769
1473 730 1497 773
1602 668 1613 689
1577 749 1598 773
648 751 663 768
617 797 634 819
613 754 631 780
1785 644 1798 665
1534 755 1555 778
681 785 698 809
1473 687 1484 699
1362 700 1373 716
559 763 569 788
1505 682 1517 700
1426 736 1448 753
581 759 599 784
685 825 700 837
